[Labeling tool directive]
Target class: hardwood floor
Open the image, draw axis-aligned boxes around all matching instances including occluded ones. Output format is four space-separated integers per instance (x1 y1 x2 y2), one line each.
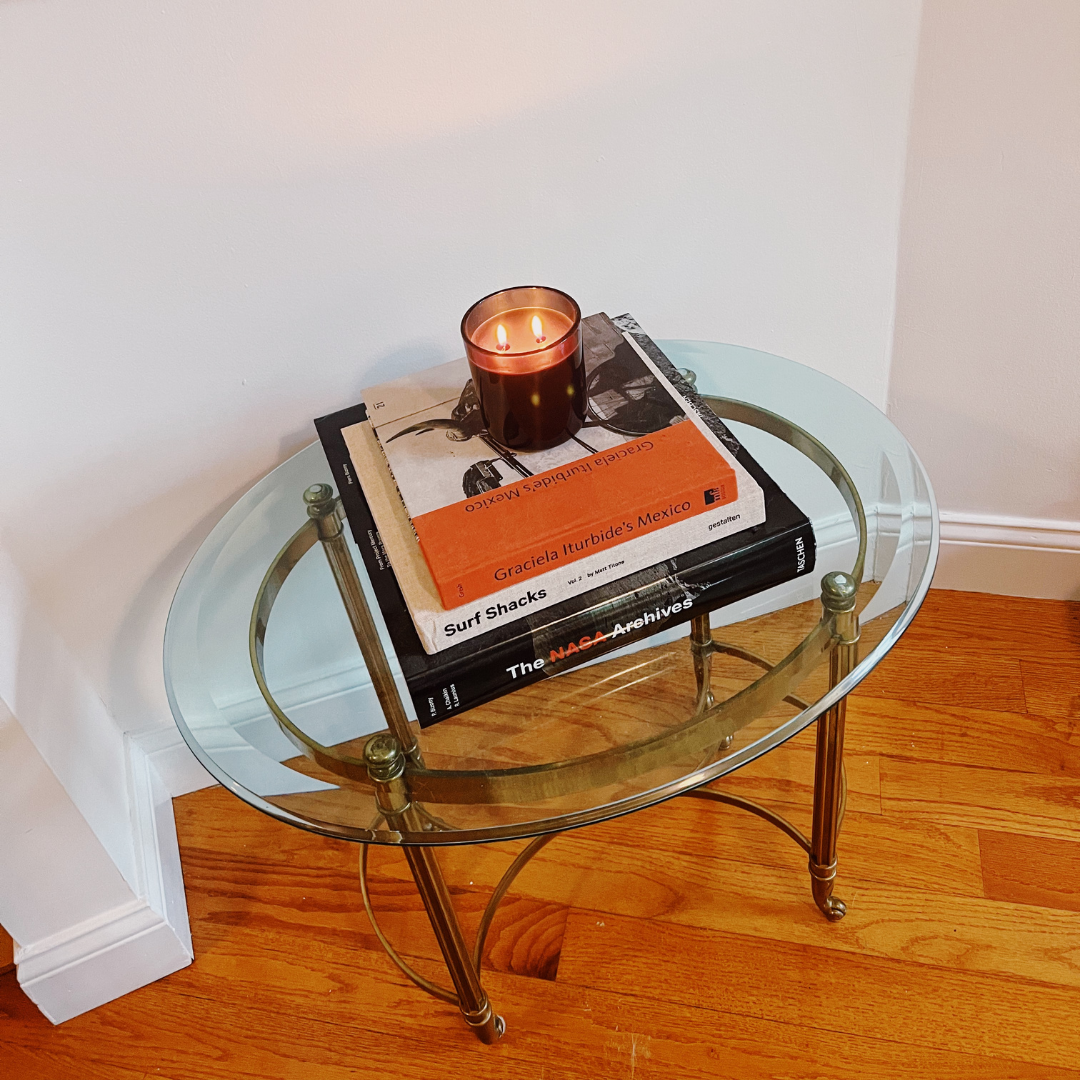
3 588 1080 1078
0 928 13 978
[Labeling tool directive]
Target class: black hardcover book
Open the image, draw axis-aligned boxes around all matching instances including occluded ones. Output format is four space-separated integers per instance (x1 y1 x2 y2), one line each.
316 318 815 726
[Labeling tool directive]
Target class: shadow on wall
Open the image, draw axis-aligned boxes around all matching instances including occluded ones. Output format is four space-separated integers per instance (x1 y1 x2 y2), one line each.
9 335 452 741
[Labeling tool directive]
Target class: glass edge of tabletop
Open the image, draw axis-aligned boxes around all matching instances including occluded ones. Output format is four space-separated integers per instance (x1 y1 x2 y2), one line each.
163 339 940 846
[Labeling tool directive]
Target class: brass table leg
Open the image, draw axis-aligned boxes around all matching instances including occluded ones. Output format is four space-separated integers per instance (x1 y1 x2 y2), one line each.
810 571 860 922
364 735 504 1044
304 485 419 762
304 486 502 1041
690 613 737 752
690 613 715 714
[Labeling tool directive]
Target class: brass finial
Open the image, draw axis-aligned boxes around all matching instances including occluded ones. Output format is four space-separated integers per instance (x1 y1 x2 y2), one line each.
303 483 336 520
363 732 405 782
820 571 858 613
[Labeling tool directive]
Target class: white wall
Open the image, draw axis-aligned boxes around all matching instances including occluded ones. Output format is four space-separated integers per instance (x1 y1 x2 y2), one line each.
0 0 922 748
888 0 1080 598
0 543 137 885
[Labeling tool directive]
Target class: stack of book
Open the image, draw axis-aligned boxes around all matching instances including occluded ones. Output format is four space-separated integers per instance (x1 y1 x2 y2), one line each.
316 312 815 726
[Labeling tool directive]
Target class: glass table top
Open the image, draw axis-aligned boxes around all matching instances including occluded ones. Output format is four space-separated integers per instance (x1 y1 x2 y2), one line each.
164 341 938 845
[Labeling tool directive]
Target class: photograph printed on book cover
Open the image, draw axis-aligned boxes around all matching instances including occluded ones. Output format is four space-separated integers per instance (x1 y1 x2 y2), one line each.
370 313 693 519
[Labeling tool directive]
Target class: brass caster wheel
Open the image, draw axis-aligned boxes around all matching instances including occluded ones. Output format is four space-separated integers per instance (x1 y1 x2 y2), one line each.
819 895 847 922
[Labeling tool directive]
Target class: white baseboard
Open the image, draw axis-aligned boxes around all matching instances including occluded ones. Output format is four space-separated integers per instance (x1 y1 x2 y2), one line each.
127 738 194 956
937 512 1080 600
15 898 191 1024
10 735 193 1023
129 723 217 799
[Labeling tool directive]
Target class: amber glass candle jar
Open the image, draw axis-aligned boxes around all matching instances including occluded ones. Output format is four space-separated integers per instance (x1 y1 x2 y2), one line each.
460 286 586 452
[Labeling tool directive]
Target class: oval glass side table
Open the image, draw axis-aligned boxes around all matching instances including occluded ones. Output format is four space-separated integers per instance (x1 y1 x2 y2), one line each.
164 341 938 1042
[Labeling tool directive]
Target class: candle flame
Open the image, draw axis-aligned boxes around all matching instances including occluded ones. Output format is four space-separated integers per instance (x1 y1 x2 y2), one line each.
531 314 545 342
496 323 508 350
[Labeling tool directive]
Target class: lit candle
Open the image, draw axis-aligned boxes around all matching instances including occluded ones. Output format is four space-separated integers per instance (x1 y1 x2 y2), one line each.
461 286 585 451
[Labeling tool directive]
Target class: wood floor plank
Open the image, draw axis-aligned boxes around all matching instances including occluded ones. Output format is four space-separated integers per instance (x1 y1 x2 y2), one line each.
177 788 1000 991
178 773 982 904
7 921 1080 1080
175 786 353 869
0 1035 147 1080
695 731 881 814
0 967 545 1080
360 872 571 982
471 895 568 980
161 927 1080 1080
0 925 13 976
880 756 1080 841
544 837 1080 988
557 909 1080 1071
178 795 987 996
980 831 1080 912
1022 659 1080 721
177 818 566 984
846 695 1080 776
852 648 1027 711
27 905 1067 1080
174 734 880 875
359 823 1080 990
897 590 1080 662
181 801 1076 1002
594 794 986 897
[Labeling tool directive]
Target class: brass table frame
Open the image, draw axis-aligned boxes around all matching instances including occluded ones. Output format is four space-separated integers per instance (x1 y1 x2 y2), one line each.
248 394 866 1043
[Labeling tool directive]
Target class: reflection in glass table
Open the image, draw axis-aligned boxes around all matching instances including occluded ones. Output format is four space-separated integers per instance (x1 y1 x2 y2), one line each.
164 341 938 1042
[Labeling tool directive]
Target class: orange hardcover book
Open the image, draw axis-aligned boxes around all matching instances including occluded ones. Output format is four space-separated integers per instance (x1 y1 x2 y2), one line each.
363 313 765 609
414 421 737 605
